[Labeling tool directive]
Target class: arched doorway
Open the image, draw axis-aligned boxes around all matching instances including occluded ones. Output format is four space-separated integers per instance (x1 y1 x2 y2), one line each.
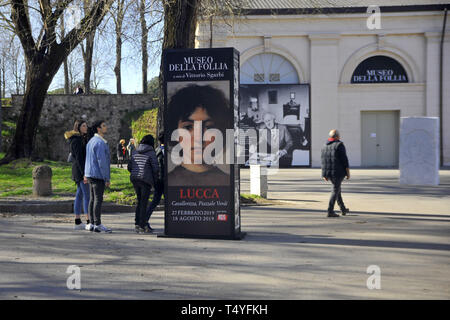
354 55 409 167
239 53 310 167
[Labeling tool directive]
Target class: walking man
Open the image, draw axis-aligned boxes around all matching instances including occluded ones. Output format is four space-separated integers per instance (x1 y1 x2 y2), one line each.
84 120 112 232
321 129 350 217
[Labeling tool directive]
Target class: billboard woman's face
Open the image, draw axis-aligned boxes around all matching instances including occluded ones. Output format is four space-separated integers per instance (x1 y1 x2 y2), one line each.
177 106 216 166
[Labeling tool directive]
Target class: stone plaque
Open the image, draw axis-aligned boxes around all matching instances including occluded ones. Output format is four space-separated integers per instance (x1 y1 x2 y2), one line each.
399 117 439 186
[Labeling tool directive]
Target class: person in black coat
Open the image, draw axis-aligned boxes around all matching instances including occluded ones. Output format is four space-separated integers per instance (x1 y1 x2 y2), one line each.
64 120 90 229
147 132 165 225
321 129 350 217
128 134 159 233
117 139 126 168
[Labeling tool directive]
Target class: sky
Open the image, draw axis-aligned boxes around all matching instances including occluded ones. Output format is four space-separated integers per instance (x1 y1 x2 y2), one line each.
48 34 162 95
87 48 161 94
44 1 163 95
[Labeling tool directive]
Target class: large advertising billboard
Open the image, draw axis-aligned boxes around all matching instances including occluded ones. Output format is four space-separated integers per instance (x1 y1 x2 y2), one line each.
239 84 311 167
163 48 242 239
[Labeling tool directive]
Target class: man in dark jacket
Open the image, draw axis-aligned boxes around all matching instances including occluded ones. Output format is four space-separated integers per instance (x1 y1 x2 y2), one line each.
321 129 350 217
128 134 159 233
146 132 164 229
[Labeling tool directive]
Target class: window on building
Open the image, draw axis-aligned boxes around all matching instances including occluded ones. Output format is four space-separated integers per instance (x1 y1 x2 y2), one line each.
241 53 299 84
268 90 278 104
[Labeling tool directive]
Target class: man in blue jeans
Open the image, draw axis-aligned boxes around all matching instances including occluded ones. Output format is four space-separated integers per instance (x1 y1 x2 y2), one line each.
84 120 112 233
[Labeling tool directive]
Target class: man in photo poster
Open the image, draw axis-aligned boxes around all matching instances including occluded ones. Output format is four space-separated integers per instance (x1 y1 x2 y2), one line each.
259 112 293 167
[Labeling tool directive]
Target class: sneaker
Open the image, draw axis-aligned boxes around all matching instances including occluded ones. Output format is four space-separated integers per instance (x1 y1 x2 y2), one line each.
341 207 350 216
136 225 152 234
146 223 154 232
135 225 141 233
85 223 94 231
94 224 112 233
327 211 340 218
142 225 153 233
74 223 86 230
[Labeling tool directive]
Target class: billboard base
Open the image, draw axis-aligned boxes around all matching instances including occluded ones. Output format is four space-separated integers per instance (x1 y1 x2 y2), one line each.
157 232 246 241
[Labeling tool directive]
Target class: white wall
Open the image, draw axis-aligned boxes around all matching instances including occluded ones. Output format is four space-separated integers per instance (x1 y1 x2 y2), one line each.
197 10 450 167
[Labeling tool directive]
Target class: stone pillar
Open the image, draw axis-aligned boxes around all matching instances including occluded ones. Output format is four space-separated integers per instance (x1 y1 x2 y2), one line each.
442 34 450 166
309 33 340 167
425 32 441 117
250 165 267 198
399 117 439 186
32 165 53 196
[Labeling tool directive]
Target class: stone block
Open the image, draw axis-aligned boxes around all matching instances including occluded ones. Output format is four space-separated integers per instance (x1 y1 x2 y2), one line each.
250 165 268 198
32 165 53 196
399 117 439 186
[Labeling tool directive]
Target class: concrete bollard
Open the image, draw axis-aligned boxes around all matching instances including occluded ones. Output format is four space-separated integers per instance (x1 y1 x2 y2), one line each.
250 164 267 198
32 165 53 196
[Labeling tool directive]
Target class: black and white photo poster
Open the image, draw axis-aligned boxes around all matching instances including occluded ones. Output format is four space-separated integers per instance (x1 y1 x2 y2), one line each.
239 84 311 167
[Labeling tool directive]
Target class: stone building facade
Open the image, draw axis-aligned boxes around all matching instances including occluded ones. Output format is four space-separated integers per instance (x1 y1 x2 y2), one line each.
7 94 156 161
196 0 450 167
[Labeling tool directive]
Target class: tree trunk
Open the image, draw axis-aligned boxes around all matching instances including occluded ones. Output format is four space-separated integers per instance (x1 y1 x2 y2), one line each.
140 0 148 94
114 33 122 94
83 30 95 94
157 0 199 137
6 61 56 160
64 59 70 94
60 14 70 94
0 70 2 154
82 0 96 94
1 59 5 97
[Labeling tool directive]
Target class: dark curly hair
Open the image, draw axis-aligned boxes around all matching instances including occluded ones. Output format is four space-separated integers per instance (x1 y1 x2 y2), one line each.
166 84 230 144
140 134 155 147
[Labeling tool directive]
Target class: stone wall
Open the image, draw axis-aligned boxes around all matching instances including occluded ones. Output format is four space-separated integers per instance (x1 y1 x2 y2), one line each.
8 94 157 161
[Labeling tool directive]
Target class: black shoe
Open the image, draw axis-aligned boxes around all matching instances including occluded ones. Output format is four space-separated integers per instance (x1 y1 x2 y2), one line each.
341 207 350 216
327 211 340 218
146 223 154 232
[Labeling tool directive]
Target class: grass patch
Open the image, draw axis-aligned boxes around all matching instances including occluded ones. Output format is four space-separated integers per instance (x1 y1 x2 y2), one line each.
240 193 278 205
0 159 274 207
130 108 158 143
0 159 136 203
1 98 12 107
0 159 76 197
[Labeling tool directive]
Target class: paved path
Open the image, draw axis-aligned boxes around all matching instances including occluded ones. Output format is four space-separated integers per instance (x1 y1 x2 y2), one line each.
0 169 449 299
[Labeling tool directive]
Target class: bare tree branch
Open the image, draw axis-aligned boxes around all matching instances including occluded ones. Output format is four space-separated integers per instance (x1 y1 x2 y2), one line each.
10 0 36 62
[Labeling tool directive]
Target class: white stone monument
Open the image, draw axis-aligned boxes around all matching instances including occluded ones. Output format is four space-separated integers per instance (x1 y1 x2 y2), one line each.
399 117 439 186
250 165 268 198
